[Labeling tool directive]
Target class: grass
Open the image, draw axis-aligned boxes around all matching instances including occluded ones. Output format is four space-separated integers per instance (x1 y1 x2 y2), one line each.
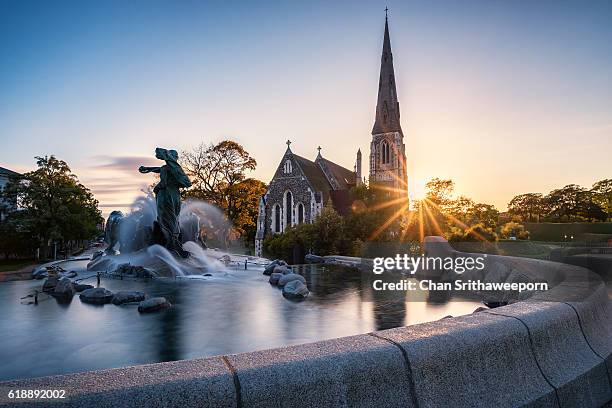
0 259 36 273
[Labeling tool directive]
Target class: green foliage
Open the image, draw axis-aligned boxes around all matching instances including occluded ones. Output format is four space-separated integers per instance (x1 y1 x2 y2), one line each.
0 156 102 259
181 141 263 245
591 179 612 220
447 223 498 242
500 221 530 240
507 180 610 223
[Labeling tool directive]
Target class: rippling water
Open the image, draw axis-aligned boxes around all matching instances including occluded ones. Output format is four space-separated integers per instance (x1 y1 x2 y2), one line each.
0 261 481 381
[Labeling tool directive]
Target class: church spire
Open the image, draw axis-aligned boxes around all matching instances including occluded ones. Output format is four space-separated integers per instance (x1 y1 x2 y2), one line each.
372 11 402 135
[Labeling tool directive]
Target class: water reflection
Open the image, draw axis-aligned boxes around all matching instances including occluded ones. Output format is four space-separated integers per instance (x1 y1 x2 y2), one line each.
0 262 481 381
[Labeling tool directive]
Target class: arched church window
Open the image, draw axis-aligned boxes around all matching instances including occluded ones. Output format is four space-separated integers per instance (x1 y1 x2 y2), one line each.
285 191 293 228
297 203 304 224
274 204 281 233
381 141 390 164
283 160 292 174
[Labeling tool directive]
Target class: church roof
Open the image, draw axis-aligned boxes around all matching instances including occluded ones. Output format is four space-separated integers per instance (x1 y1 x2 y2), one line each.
0 167 21 178
292 154 332 199
317 157 356 190
372 15 403 135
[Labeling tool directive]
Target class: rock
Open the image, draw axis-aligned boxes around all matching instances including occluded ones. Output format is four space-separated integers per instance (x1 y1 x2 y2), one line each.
73 283 94 292
269 272 283 285
52 277 75 299
282 280 309 300
113 263 154 278
112 290 146 305
60 271 78 279
273 265 293 275
263 259 287 276
80 287 114 305
32 267 48 279
278 273 306 287
138 297 171 313
42 277 59 292
305 254 325 264
472 306 488 313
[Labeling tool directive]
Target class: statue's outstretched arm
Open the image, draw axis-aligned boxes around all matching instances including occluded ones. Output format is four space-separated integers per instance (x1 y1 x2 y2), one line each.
138 166 161 174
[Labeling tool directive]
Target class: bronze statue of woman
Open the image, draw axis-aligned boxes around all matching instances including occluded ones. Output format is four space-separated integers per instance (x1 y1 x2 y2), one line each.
139 148 192 257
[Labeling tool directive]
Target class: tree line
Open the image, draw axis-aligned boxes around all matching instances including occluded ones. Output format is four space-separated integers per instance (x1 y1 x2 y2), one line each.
507 180 612 223
0 156 102 260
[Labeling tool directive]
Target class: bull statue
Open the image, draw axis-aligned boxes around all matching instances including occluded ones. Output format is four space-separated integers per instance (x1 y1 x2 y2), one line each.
104 211 124 254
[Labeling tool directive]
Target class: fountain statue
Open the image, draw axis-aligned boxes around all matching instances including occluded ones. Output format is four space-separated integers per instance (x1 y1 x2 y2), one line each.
88 147 267 278
138 148 192 258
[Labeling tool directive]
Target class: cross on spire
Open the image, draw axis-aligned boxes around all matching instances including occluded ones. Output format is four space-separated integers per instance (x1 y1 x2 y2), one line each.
317 146 321 153
286 140 291 147
385 6 388 20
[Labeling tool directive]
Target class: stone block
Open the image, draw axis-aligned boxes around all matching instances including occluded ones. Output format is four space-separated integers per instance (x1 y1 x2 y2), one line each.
488 301 610 407
374 312 557 408
226 334 415 408
564 284 612 385
0 356 236 408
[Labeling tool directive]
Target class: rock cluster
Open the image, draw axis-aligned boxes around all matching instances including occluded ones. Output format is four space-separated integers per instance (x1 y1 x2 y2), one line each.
263 259 288 276
265 260 309 300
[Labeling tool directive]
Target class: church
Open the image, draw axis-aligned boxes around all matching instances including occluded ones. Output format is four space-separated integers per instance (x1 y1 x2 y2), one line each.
255 15 408 256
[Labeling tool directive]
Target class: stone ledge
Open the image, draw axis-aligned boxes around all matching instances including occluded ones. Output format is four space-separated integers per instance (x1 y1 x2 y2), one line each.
225 334 415 408
372 312 557 407
487 301 611 407
0 357 236 408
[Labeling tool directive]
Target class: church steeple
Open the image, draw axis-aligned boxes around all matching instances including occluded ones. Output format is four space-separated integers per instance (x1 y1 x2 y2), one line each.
372 12 402 135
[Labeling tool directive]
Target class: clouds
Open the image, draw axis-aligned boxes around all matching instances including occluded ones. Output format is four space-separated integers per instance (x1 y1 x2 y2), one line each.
80 155 160 217
92 155 161 174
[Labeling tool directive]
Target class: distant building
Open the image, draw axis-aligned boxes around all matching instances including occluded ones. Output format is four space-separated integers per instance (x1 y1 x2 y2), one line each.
254 142 358 257
0 166 21 221
369 15 408 199
254 14 408 256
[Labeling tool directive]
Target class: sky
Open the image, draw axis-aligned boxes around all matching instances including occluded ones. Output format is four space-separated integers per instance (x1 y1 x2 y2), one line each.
1 0 611 217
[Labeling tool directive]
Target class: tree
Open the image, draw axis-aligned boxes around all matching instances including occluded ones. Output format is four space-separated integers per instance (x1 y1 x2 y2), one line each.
544 185 585 221
181 141 261 244
425 178 454 208
2 156 102 260
507 193 544 222
465 203 499 230
226 178 267 245
591 179 612 221
181 141 257 207
500 222 530 240
311 201 345 255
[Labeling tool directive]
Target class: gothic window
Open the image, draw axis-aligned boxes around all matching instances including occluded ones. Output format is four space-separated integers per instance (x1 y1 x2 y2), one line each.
381 140 390 164
297 203 304 224
285 191 293 228
283 160 292 174
273 204 281 233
